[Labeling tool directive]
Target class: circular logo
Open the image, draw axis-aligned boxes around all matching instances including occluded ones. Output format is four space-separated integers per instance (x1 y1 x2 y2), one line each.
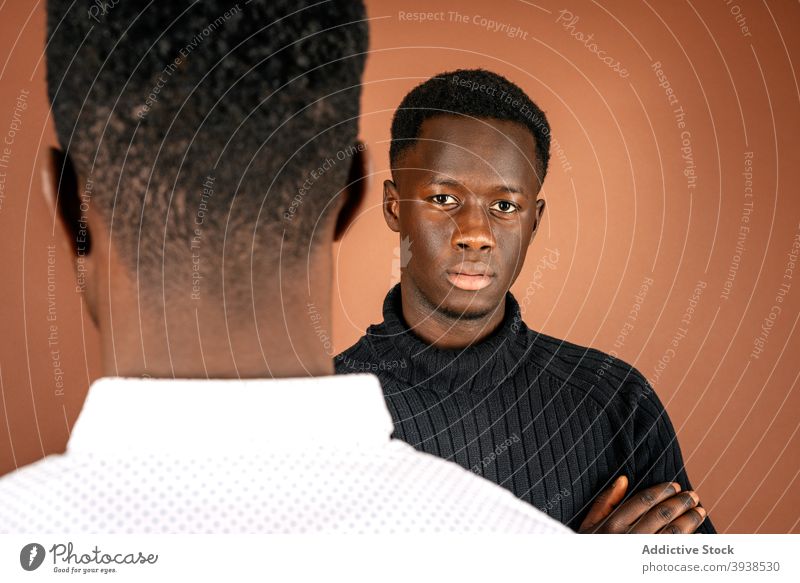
20 543 46 571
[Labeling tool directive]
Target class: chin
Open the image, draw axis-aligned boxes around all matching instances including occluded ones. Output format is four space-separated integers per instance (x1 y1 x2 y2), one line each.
438 290 502 321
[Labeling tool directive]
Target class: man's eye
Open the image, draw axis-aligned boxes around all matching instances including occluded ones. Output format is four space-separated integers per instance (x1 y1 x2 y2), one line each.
490 200 518 213
430 194 459 205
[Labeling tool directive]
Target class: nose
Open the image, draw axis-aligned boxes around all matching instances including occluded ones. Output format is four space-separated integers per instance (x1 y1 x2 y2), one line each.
451 202 495 252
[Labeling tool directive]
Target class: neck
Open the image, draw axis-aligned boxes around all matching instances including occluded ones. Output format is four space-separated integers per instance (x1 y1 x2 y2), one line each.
98 265 336 379
368 283 530 392
399 276 506 349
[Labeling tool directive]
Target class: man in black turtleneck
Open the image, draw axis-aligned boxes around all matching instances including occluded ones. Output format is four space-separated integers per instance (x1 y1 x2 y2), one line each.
336 69 716 534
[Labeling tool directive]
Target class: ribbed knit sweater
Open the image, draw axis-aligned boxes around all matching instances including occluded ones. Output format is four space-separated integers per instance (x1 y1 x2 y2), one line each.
335 284 715 533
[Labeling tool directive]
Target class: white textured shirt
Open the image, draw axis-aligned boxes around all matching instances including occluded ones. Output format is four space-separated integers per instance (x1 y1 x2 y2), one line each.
0 374 570 534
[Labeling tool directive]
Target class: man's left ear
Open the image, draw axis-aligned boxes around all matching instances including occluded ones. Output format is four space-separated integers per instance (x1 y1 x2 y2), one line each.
334 140 369 241
43 147 90 258
529 197 546 246
43 147 101 327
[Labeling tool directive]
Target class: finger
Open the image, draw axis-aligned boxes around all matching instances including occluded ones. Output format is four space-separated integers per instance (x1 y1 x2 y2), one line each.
656 506 708 534
580 475 628 531
608 482 681 530
630 491 700 534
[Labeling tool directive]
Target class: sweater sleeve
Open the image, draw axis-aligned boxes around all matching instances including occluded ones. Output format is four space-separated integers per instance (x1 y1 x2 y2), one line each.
627 376 717 534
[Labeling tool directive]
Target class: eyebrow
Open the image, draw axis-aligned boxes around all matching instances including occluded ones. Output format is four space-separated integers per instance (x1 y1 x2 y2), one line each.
424 177 462 189
424 176 525 195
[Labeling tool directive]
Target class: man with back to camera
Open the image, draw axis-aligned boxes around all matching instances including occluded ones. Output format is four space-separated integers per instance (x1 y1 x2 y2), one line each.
0 3 569 535
335 69 716 534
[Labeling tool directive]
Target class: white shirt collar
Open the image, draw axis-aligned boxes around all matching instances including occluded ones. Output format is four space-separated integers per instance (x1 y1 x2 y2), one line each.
67 373 393 455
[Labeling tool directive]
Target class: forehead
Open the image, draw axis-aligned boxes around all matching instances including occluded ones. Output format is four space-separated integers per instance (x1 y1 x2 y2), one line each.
400 115 540 190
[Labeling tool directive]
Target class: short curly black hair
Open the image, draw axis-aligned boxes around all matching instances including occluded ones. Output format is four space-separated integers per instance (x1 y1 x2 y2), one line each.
390 69 550 186
46 0 367 297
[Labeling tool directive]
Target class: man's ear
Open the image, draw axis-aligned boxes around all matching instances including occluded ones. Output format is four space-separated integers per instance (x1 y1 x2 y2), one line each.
333 140 368 242
529 197 546 246
382 178 401 233
43 147 100 326
43 147 89 257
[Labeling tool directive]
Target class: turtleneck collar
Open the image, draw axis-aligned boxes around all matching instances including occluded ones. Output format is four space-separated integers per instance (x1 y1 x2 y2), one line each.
363 284 532 393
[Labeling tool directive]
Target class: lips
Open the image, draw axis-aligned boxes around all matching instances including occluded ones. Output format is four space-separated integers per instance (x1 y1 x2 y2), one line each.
446 262 495 291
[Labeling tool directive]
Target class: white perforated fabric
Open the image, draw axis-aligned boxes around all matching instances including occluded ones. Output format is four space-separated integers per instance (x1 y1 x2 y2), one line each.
0 375 570 534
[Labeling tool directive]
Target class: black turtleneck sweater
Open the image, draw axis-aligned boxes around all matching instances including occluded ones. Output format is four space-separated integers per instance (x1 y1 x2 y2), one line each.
335 284 716 533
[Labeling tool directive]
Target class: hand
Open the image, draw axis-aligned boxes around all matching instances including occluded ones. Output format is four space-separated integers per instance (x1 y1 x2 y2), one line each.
579 475 708 534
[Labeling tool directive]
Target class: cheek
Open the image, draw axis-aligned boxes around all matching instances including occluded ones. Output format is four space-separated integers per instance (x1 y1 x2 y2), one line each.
408 234 443 278
495 232 527 276
402 215 452 268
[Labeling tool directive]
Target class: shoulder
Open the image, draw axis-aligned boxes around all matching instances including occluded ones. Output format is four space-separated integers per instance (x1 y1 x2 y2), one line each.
334 333 372 373
524 328 654 413
0 454 82 533
334 325 407 376
382 439 572 534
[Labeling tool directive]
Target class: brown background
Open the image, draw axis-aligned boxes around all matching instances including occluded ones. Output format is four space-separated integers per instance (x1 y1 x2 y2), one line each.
1 0 798 533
